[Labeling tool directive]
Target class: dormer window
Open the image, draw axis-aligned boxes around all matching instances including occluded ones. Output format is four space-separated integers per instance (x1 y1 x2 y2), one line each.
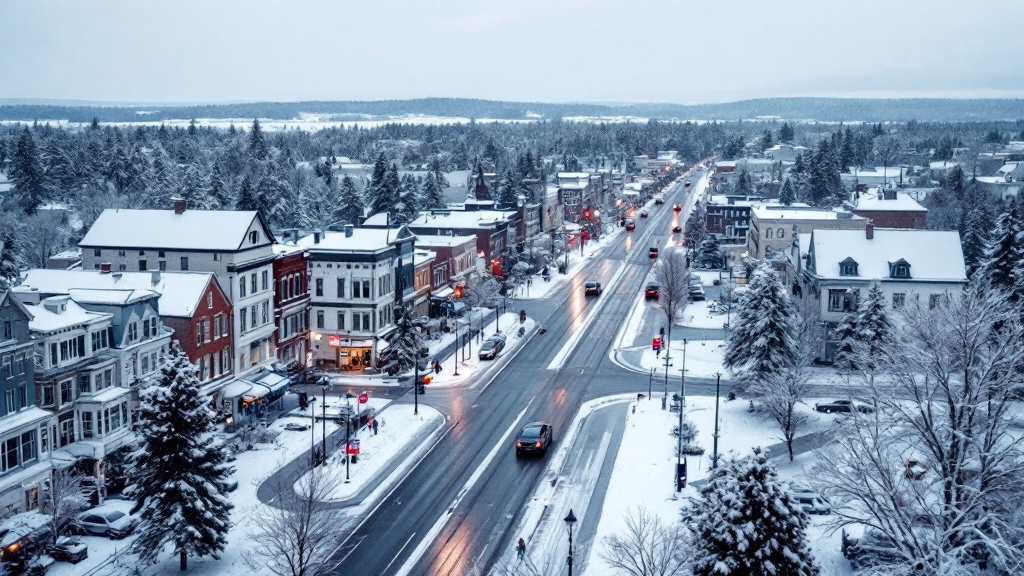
889 259 912 279
839 257 859 277
250 231 260 244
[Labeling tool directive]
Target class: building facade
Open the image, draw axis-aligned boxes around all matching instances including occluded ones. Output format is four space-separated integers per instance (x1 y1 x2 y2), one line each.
0 292 49 514
748 206 866 260
272 244 310 366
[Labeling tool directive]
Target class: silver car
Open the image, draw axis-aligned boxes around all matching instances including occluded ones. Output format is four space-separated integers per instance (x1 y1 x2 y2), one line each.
75 508 137 539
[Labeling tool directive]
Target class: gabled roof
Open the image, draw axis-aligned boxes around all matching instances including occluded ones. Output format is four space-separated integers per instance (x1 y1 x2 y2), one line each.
16 269 220 317
79 208 275 251
68 288 159 306
0 290 33 323
807 229 966 282
295 227 402 253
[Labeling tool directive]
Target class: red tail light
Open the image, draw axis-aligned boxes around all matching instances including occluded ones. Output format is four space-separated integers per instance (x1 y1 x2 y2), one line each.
516 441 521 448
535 441 542 448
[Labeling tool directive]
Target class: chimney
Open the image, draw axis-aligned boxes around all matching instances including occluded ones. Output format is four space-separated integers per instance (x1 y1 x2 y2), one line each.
866 220 874 240
172 197 186 214
151 270 161 284
100 262 112 274
313 230 322 244
344 224 354 238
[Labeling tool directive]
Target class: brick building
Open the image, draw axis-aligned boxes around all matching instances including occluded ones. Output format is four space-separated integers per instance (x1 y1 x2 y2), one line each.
272 243 310 365
848 187 928 229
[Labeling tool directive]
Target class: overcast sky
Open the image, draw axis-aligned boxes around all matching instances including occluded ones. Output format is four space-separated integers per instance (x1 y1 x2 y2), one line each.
2 0 1022 105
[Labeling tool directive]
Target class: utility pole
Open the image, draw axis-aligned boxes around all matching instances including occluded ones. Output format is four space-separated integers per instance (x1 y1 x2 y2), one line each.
712 372 721 469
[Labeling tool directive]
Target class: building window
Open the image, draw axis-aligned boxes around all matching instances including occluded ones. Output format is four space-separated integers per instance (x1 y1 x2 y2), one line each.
60 379 73 404
4 390 12 414
240 308 247 331
196 318 207 346
139 260 147 271
240 277 247 298
353 313 361 332
159 261 167 271
213 252 220 261
128 322 138 342
59 420 75 446
315 278 323 297
250 305 257 328
3 321 11 340
18 384 26 409
261 301 268 324
839 260 858 276
890 260 911 279
250 231 259 244
93 249 102 257
777 228 785 239
81 411 94 438
159 251 165 258
893 293 905 310
929 294 943 309
362 312 371 332
337 312 345 330
828 289 857 313
41 385 54 407
118 250 126 257
362 280 371 299
766 228 773 239
14 354 24 375
119 264 127 271
337 278 346 298
207 293 214 308
316 310 324 329
181 256 189 270
251 274 257 295
261 271 268 291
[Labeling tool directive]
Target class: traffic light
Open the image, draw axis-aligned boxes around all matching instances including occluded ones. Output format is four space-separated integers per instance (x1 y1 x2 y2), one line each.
583 209 591 219
453 284 464 299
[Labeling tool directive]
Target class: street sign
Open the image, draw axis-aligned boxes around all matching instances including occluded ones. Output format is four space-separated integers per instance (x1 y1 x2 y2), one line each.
328 335 342 348
346 439 361 455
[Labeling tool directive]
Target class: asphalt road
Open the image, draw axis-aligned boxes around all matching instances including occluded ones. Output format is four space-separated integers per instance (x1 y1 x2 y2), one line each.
325 173 698 576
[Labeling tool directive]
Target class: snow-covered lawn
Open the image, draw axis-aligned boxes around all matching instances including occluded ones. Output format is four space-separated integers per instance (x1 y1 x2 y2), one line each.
679 299 730 329
641 339 729 379
586 396 851 576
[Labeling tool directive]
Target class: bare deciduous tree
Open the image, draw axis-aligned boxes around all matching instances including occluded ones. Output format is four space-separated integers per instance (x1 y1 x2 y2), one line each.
655 246 690 370
20 210 71 268
249 467 341 576
599 507 689 576
812 287 1024 575
41 468 90 545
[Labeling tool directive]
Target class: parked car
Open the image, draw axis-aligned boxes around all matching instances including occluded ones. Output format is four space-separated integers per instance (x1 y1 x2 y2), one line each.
639 209 649 218
685 180 692 187
673 204 682 212
515 421 554 457
843 527 903 570
814 399 856 413
283 422 310 432
688 286 705 301
789 486 832 514
654 196 665 205
689 273 701 285
649 247 659 259
0 512 51 565
49 537 88 564
584 282 602 296
645 284 660 299
478 334 507 360
74 507 137 539
625 219 636 231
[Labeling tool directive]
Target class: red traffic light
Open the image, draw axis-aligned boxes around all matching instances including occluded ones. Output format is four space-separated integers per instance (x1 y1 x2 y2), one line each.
422 374 433 385
583 210 591 219
453 284 464 299
358 393 368 404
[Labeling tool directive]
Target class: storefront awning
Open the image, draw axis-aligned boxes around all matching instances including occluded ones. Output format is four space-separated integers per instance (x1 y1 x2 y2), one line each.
432 286 454 300
257 372 290 395
221 380 253 399
243 383 272 401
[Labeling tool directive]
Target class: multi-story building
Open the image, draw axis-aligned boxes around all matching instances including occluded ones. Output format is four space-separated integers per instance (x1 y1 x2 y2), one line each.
414 234 477 316
78 199 278 378
272 243 310 366
299 225 415 371
748 205 866 260
364 209 516 268
16 269 233 397
0 292 49 514
412 249 435 317
796 225 967 362
848 187 928 229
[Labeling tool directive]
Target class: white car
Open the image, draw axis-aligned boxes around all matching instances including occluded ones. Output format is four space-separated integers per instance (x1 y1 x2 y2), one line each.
75 507 138 539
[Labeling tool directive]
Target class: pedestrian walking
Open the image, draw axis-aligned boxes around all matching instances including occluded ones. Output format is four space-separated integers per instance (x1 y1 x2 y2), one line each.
516 538 526 561
372 418 379 435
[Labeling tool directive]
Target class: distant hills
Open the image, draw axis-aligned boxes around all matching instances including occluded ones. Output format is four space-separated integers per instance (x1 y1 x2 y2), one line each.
1 97 1023 123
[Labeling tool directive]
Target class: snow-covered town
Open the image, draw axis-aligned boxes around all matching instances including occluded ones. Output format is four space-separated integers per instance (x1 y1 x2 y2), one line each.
2 3 1024 576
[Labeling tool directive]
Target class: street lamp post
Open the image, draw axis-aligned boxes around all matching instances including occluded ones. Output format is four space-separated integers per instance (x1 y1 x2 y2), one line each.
344 392 354 482
676 339 687 492
319 377 328 461
564 509 577 576
452 311 460 376
309 396 316 467
712 372 721 469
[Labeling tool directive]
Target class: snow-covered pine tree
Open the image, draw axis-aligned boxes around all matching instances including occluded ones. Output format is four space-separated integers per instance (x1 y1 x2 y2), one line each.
421 171 446 210
685 447 818 576
10 127 48 214
778 122 794 143
365 153 389 215
0 228 21 290
495 170 520 209
778 177 796 206
831 312 859 373
248 118 269 161
838 280 892 374
382 163 402 221
333 175 364 226
234 175 260 211
398 173 421 220
382 304 426 376
207 164 231 210
977 195 1024 300
723 263 798 391
128 341 234 571
429 157 449 189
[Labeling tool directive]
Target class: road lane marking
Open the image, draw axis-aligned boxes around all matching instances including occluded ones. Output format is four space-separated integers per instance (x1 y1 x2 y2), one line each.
393 402 533 576
381 532 417 575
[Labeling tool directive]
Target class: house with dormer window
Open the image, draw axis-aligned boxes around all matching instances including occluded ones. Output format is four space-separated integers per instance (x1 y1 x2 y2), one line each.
797 223 967 363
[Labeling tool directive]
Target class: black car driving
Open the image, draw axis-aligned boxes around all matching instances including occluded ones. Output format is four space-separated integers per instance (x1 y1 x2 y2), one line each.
515 422 553 457
478 333 507 360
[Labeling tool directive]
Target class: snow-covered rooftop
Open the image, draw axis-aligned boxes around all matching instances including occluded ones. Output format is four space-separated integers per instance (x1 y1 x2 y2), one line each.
17 269 217 317
295 228 399 252
851 188 928 212
413 234 476 247
365 210 512 230
272 242 306 256
414 250 436 266
556 172 590 180
80 208 265 251
809 229 966 282
752 206 863 221
929 160 958 170
67 288 159 306
25 298 111 332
